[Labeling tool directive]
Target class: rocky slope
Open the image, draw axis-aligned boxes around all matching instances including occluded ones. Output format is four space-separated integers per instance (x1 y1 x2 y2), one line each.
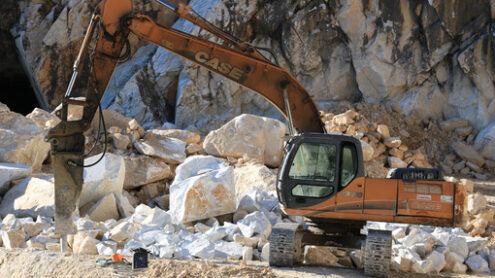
0 102 495 275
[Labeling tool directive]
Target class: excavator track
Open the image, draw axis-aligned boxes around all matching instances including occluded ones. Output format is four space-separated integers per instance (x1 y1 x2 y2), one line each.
364 229 392 278
268 223 304 267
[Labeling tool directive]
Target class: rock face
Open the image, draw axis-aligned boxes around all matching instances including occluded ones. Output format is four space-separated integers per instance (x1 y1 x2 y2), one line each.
3 0 495 139
169 155 235 223
203 114 286 167
0 105 50 171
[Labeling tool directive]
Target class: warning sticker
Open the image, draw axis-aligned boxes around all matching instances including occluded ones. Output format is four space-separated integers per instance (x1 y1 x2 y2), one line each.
441 195 453 203
417 194 432 201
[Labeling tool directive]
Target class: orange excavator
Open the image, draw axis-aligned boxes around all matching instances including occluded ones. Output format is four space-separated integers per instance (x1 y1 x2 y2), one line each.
46 1 467 276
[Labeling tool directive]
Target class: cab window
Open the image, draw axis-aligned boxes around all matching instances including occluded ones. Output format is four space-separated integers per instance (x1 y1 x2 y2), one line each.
340 144 357 187
292 184 334 198
288 143 336 182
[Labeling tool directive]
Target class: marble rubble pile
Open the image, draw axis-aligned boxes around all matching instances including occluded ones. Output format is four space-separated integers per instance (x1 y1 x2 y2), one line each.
323 104 493 180
0 102 494 275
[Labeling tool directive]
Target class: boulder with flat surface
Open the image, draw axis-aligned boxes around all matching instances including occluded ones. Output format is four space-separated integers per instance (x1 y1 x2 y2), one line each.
85 194 120 222
203 114 286 167
169 155 235 223
0 176 54 218
447 236 469 259
0 105 50 171
150 129 200 144
79 153 125 207
134 133 186 164
123 156 173 189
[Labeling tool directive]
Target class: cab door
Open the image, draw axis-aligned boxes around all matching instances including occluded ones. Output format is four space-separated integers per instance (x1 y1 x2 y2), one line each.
335 144 364 214
278 137 341 208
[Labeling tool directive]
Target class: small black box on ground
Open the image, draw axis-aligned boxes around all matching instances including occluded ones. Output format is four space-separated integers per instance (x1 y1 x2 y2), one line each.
132 248 149 269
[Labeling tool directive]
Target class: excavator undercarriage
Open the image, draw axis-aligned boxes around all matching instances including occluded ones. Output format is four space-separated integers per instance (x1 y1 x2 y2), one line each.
268 222 393 277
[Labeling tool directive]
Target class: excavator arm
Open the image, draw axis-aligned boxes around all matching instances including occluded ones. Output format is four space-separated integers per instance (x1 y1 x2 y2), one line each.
46 0 324 246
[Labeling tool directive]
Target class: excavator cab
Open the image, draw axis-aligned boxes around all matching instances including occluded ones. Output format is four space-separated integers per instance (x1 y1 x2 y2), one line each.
277 133 365 209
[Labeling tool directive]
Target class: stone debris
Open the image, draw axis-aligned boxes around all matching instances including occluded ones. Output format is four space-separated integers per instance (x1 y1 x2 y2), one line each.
106 221 136 243
350 249 363 269
150 129 200 145
467 192 487 215
26 235 58 249
453 142 485 168
411 259 434 274
237 211 271 239
2 228 26 249
427 250 446 273
304 246 341 267
73 234 99 255
388 157 407 168
0 102 494 275
109 132 131 151
186 143 203 156
466 254 490 273
447 236 469 259
440 118 469 132
360 140 374 162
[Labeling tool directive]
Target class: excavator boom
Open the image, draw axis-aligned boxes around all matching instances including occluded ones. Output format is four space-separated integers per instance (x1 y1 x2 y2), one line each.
47 0 324 243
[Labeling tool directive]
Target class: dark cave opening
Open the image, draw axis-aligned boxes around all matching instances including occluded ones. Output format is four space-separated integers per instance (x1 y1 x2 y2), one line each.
0 75 40 115
0 30 40 115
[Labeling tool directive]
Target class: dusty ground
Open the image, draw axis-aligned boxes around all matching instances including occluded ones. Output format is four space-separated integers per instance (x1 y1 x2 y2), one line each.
0 249 447 278
0 249 488 278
